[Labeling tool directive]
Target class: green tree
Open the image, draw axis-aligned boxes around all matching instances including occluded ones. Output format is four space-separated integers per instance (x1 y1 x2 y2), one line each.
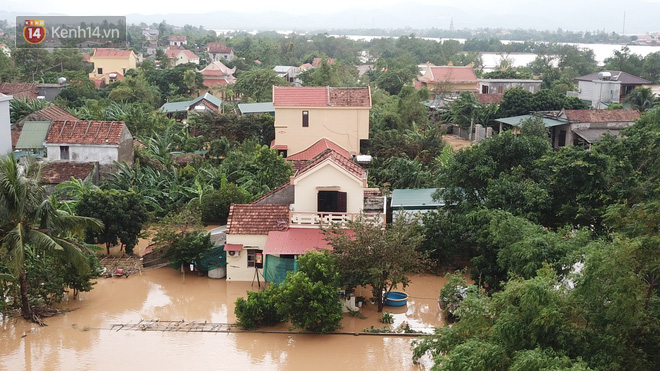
497 87 533 117
234 69 287 101
625 86 657 112
274 251 343 333
200 183 251 224
324 216 428 312
76 189 148 255
0 155 102 321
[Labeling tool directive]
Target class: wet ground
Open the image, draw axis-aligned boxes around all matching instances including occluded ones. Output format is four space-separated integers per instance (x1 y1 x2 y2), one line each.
1 268 448 370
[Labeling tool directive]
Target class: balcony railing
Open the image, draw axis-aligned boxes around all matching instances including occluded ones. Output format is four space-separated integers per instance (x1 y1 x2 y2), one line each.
290 212 385 228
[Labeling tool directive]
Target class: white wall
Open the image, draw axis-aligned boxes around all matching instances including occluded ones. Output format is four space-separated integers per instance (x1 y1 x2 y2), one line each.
0 95 11 155
225 234 267 281
293 161 365 214
46 143 119 164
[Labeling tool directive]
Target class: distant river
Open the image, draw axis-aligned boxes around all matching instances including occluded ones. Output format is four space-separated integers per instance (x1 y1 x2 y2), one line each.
330 34 660 70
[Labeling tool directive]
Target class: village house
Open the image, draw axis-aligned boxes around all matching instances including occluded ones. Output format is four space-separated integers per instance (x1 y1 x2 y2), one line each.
572 71 651 108
44 120 134 172
391 188 445 221
165 48 200 66
40 161 99 193
199 61 236 89
273 65 302 85
168 35 187 47
495 109 641 149
207 42 235 62
416 63 479 97
271 86 372 157
0 93 11 156
88 48 138 80
225 148 385 284
478 78 542 95
159 92 223 118
0 82 70 102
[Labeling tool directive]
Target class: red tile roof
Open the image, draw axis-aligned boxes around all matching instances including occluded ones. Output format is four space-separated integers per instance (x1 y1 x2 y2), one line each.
296 149 366 180
286 138 351 161
168 35 187 42
564 109 640 123
207 42 233 54
264 229 333 255
420 66 477 84
41 161 96 184
477 93 504 104
273 86 371 107
0 82 38 99
46 121 127 145
92 48 133 58
226 204 290 235
82 52 91 62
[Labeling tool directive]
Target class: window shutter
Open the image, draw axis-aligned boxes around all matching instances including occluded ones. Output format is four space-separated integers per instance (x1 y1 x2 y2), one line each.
337 192 347 213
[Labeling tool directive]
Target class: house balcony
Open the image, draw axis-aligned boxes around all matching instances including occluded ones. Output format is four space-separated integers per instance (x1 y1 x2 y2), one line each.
290 211 385 228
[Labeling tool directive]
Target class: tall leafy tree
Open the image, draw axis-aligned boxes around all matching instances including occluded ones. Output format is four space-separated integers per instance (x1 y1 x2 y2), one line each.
324 217 428 312
0 155 102 320
76 189 148 255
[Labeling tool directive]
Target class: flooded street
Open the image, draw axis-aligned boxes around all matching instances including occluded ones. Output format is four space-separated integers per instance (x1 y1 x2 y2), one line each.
1 269 448 370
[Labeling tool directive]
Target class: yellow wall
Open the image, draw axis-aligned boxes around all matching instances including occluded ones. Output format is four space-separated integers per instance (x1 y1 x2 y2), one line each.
292 161 365 214
274 107 370 155
425 81 478 93
89 52 137 77
225 234 267 281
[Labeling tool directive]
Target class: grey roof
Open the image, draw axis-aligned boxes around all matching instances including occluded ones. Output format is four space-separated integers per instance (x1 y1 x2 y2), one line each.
573 129 623 144
238 102 274 114
273 66 294 73
391 188 444 210
575 71 651 85
15 121 50 149
495 114 566 128
159 93 222 113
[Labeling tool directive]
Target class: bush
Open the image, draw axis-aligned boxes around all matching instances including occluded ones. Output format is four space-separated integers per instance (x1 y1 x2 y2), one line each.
234 285 283 330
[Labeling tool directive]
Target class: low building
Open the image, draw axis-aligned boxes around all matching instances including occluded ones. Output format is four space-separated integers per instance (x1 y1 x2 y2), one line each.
495 109 641 148
391 188 444 221
417 63 479 97
44 120 134 169
478 79 541 94
207 42 235 62
159 92 223 118
168 35 187 47
574 71 651 108
165 48 200 66
14 121 50 155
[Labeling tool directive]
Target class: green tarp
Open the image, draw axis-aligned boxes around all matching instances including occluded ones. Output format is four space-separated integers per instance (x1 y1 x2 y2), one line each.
263 255 297 285
195 245 227 271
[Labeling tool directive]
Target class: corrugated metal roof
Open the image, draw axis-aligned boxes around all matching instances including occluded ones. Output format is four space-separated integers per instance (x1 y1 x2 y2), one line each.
238 102 274 114
160 93 222 113
15 121 50 149
391 188 444 210
495 115 566 128
573 129 624 144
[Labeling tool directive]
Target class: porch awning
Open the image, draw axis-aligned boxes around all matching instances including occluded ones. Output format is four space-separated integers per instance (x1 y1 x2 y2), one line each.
573 129 622 144
264 229 333 255
223 244 243 251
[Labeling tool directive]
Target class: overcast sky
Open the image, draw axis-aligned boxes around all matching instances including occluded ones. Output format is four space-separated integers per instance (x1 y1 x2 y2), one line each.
4 0 660 32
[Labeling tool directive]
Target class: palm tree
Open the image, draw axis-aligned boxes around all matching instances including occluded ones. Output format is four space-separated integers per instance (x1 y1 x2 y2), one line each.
626 87 658 112
0 155 103 321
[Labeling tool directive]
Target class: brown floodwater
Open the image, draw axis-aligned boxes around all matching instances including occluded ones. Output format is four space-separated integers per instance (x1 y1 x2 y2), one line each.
1 269 449 370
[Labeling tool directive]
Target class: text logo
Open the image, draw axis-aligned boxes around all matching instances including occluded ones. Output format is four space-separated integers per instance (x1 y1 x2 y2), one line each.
23 20 46 44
